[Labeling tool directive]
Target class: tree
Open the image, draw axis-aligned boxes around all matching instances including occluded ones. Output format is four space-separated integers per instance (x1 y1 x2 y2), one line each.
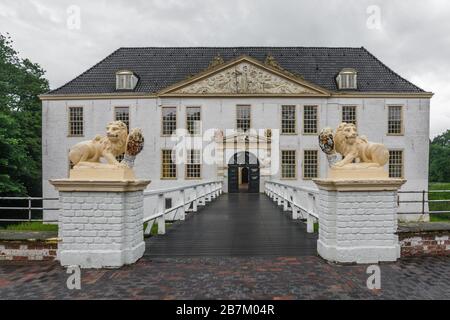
429 129 450 183
0 33 49 196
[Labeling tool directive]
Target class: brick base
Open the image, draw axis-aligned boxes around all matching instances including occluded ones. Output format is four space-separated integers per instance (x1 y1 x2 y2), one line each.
400 232 450 257
0 241 57 261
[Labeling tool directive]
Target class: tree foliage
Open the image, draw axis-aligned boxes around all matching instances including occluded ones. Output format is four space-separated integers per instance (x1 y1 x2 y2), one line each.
0 33 49 196
429 129 450 183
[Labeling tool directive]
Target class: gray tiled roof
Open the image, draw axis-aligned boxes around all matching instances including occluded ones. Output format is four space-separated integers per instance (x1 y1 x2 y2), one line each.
48 47 424 95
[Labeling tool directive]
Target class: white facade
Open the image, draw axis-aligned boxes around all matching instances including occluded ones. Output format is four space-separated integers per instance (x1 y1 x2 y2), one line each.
42 96 431 221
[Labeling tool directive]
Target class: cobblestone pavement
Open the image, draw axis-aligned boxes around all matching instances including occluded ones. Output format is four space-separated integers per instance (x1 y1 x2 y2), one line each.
0 256 449 299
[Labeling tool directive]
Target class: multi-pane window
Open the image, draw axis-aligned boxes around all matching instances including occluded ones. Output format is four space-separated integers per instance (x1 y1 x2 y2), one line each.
115 107 130 131
186 107 201 135
162 107 177 136
281 105 296 134
162 150 176 179
186 149 201 179
281 150 296 179
68 107 84 136
389 150 403 178
236 105 251 132
342 106 357 125
303 150 318 179
388 106 403 134
303 105 318 134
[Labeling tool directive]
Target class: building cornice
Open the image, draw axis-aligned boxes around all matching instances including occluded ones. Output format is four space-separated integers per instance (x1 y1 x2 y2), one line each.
39 91 434 101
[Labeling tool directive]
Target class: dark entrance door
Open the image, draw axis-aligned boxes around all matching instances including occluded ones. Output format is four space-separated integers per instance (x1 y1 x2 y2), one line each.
228 165 239 193
228 151 260 193
248 165 260 193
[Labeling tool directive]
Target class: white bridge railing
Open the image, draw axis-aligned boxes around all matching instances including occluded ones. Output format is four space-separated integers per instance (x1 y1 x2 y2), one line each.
265 181 319 233
143 180 223 236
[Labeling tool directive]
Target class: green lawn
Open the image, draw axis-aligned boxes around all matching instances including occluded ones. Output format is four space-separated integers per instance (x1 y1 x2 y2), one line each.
429 183 450 222
0 221 58 232
1 221 173 235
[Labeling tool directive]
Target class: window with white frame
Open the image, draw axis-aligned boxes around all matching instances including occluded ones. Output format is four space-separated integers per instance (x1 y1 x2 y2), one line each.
388 106 403 134
186 149 201 179
186 107 201 135
162 149 176 179
281 105 296 134
236 105 251 132
336 69 357 90
342 106 357 125
303 150 318 179
116 70 138 90
389 150 403 178
162 107 177 136
303 105 318 134
281 150 296 179
68 106 84 136
115 107 130 131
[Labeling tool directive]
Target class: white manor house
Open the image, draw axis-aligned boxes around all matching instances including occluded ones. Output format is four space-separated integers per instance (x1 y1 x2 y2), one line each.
40 47 433 220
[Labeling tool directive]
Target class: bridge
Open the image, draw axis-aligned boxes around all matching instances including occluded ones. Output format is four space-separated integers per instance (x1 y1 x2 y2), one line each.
143 181 318 257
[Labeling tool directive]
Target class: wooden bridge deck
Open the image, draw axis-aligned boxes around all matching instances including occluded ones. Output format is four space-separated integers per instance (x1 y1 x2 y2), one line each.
145 193 317 257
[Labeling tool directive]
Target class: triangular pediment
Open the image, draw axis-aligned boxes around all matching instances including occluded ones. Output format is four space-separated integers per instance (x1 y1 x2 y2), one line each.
159 56 330 96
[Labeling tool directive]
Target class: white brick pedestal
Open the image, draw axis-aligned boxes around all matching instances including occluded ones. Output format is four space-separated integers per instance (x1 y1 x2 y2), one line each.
313 179 406 264
50 180 150 268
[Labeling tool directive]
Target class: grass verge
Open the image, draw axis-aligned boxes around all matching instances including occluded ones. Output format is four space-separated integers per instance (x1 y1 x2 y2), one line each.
429 183 450 222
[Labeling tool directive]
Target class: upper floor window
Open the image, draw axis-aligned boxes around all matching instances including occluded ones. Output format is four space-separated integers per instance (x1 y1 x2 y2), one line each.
116 70 138 90
336 68 357 90
281 105 296 134
342 106 357 126
186 107 201 135
236 105 251 132
68 106 84 136
115 107 130 131
388 105 403 134
303 105 318 134
162 107 177 136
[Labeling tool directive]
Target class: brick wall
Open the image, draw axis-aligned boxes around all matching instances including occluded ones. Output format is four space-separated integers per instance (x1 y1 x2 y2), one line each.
0 241 57 261
399 232 450 257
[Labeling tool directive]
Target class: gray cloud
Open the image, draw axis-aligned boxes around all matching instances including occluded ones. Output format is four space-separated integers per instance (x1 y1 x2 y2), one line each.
0 0 448 137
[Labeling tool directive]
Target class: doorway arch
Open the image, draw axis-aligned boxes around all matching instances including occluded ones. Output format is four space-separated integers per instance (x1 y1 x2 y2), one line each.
228 151 260 193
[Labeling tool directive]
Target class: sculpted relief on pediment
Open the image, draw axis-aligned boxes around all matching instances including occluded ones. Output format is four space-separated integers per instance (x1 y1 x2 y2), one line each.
173 62 318 95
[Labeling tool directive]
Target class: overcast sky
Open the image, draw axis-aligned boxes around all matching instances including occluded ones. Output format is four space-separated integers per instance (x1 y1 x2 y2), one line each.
0 0 448 137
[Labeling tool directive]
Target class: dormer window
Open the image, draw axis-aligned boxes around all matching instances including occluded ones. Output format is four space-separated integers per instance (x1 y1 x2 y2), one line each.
336 68 357 90
116 70 138 90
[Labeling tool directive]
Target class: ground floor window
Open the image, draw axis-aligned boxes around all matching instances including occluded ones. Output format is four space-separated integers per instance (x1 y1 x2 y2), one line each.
162 149 176 179
186 149 201 179
303 150 318 179
281 150 296 179
389 150 404 178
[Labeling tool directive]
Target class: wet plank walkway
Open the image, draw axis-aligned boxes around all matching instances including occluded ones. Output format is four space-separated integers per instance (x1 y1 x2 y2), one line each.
145 193 317 257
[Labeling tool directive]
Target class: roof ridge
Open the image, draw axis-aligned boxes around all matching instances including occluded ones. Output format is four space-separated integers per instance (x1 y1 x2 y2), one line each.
360 46 425 92
117 46 365 50
47 48 121 94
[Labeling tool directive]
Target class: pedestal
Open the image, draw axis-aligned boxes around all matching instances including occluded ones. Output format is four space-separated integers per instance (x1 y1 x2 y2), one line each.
313 178 406 264
50 179 151 268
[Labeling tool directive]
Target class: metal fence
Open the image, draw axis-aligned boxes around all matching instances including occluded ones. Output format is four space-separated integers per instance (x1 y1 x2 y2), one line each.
0 188 449 224
0 196 59 223
397 190 450 215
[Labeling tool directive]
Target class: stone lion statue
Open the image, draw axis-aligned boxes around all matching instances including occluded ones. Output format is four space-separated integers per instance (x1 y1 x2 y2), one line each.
333 123 389 167
319 123 389 168
69 121 143 168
